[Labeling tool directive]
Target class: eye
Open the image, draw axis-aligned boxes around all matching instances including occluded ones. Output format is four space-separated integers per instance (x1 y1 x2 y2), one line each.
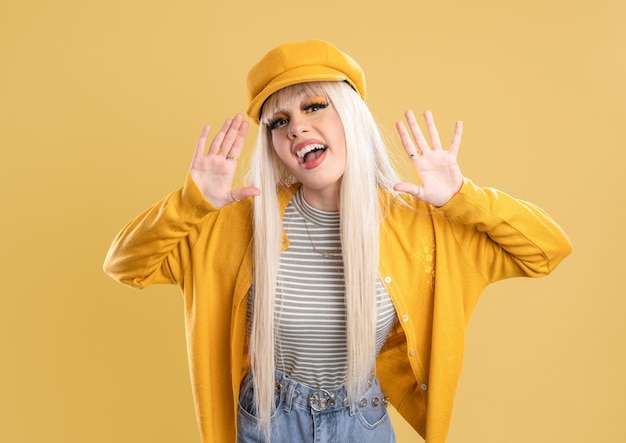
304 101 329 113
267 116 288 131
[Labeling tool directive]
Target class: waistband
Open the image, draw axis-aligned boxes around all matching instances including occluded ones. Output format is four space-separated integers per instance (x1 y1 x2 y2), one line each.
272 371 389 414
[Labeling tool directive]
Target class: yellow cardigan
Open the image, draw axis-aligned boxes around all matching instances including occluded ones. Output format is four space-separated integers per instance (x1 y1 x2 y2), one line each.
104 174 571 442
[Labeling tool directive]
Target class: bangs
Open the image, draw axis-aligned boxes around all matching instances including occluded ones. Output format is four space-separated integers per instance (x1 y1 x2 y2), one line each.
260 81 333 126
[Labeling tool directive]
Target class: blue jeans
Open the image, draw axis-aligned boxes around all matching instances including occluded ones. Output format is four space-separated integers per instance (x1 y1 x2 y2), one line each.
237 371 396 443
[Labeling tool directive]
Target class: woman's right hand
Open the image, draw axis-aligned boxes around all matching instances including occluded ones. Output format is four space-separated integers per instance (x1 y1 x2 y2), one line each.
190 113 260 208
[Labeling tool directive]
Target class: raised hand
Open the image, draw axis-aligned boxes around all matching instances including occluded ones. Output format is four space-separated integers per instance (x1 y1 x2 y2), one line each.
190 114 260 208
394 110 464 207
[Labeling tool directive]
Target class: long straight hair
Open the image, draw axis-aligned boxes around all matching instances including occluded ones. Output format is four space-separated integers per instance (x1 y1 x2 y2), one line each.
248 81 402 436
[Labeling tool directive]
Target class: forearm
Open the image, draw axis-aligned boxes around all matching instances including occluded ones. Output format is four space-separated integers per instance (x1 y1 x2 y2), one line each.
440 178 572 281
103 174 216 288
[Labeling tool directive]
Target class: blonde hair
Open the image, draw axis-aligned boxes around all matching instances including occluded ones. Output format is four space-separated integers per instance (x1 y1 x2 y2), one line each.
248 81 402 435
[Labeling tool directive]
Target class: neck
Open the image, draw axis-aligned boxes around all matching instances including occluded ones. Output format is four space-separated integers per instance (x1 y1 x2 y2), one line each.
302 185 340 212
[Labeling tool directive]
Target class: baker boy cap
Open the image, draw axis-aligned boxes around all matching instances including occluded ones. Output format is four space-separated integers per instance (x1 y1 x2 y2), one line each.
246 40 366 122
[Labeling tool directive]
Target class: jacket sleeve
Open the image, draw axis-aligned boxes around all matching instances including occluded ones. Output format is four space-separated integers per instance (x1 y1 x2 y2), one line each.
103 174 217 289
439 178 572 283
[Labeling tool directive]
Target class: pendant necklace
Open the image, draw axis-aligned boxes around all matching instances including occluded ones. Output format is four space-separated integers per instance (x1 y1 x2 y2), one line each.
302 219 341 259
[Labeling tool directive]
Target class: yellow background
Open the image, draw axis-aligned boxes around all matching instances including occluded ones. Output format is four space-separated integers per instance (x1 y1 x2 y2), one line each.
1 0 624 441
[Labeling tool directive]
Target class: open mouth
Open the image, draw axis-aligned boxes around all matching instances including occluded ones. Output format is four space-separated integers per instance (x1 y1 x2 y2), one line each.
296 143 327 163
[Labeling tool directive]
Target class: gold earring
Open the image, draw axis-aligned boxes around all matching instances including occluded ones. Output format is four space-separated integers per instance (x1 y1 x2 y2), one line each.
284 170 296 186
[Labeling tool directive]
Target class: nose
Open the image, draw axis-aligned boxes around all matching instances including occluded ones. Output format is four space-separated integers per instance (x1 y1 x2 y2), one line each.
287 114 308 140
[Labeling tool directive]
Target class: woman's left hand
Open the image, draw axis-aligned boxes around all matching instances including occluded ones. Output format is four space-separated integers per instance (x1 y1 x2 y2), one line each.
394 110 464 207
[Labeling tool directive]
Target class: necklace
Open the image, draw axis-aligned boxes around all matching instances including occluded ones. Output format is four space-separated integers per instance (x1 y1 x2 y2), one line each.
302 219 341 259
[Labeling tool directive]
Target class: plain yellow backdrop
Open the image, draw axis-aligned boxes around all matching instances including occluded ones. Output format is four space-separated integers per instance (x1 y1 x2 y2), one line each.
1 0 624 441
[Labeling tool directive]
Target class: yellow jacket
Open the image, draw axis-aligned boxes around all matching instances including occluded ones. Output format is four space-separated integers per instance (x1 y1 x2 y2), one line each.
104 174 571 442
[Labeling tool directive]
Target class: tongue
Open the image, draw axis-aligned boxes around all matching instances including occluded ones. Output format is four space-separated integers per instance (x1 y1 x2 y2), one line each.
303 149 325 163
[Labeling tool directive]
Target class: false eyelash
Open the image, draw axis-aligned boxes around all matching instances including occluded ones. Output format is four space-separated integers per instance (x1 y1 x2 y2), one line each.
265 101 330 131
266 117 288 131
305 101 329 112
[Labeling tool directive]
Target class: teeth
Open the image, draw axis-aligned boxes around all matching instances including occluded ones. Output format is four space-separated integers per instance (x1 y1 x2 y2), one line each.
296 143 326 158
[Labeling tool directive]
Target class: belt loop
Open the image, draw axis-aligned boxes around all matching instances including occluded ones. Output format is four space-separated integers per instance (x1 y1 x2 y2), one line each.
282 377 295 412
348 393 356 416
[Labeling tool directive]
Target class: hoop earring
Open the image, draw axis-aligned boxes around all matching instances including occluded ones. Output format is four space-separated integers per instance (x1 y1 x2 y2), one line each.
284 170 296 186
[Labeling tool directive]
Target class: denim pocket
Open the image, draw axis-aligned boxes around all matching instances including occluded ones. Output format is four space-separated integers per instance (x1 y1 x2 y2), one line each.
354 382 391 431
356 402 390 429
237 378 281 422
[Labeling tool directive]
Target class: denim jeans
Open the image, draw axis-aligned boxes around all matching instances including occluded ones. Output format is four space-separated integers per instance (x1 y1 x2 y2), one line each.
237 370 396 443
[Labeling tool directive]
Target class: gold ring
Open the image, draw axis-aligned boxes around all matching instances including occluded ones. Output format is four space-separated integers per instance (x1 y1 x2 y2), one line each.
231 190 240 202
226 154 239 161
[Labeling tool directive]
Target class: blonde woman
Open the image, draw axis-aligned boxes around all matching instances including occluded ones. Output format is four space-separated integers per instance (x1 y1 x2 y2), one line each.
104 40 571 443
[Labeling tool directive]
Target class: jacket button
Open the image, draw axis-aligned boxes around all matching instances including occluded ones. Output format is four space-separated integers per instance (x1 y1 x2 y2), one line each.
409 349 417 356
402 314 409 322
384 276 392 284
420 384 428 391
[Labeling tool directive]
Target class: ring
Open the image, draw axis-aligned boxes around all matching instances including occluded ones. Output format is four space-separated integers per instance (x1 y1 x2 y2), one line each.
226 154 239 161
409 152 420 158
231 190 240 202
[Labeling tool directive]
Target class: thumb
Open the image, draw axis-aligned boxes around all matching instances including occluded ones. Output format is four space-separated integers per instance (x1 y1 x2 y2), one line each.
230 186 261 202
394 182 421 198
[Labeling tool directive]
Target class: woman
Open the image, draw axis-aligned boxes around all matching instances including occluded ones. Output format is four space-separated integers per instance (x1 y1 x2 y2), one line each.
104 40 571 442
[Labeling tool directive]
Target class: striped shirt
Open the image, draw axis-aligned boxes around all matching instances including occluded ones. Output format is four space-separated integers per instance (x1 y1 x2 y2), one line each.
269 189 397 389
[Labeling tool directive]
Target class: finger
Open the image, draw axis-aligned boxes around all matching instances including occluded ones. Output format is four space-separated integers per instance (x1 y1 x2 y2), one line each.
423 110 443 151
394 182 422 199
208 118 233 155
230 186 261 203
226 120 249 159
395 120 418 156
194 125 211 158
218 114 245 157
405 110 429 154
448 120 463 156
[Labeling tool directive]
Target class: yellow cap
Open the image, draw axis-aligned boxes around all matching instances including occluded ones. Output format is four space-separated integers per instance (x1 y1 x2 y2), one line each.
246 40 366 122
